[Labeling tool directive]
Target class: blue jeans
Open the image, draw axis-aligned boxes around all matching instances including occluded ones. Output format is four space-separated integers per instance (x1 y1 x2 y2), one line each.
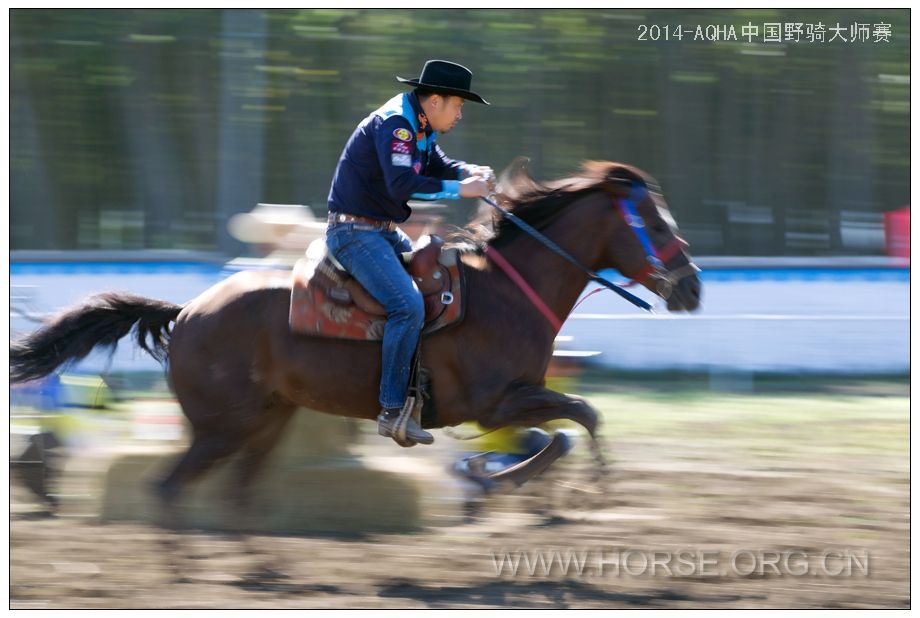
326 222 424 409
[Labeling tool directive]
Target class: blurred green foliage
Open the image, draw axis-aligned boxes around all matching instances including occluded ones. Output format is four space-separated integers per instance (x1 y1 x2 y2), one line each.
11 9 909 255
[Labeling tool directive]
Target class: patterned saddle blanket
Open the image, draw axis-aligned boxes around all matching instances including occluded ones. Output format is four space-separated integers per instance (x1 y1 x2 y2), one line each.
289 235 465 341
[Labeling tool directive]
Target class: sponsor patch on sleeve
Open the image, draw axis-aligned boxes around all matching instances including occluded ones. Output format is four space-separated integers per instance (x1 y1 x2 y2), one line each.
393 128 412 142
391 153 412 167
391 140 411 154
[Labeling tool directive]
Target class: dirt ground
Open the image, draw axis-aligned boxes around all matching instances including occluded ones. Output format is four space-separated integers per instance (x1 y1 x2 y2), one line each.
10 385 909 609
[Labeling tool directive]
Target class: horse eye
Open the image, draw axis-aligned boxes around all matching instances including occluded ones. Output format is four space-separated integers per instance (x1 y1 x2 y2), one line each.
651 223 668 234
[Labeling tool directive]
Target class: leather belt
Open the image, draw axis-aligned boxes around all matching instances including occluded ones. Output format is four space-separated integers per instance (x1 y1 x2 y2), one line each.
327 212 396 232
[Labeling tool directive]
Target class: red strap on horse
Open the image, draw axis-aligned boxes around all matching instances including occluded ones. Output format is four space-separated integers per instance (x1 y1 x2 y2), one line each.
657 235 688 264
485 246 563 333
627 236 688 285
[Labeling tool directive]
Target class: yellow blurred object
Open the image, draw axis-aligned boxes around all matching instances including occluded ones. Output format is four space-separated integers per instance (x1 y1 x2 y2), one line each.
58 373 109 409
459 418 578 454
456 362 582 454
545 375 576 393
465 425 530 454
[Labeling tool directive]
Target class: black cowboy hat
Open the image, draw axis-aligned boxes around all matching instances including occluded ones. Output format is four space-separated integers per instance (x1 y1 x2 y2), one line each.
397 59 489 105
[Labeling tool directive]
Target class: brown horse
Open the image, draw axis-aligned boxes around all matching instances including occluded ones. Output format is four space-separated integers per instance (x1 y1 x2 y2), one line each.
10 160 701 507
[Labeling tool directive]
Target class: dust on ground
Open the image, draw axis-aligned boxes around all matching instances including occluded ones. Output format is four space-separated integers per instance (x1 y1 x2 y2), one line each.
10 385 909 609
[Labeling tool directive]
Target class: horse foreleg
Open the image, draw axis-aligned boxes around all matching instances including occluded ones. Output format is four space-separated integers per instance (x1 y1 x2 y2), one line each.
479 384 606 490
484 383 600 437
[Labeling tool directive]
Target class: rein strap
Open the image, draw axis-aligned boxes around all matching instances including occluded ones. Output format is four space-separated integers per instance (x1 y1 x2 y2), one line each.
482 196 653 312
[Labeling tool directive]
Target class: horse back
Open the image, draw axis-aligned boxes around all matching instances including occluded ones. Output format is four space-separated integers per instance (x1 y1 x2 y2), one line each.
176 269 291 326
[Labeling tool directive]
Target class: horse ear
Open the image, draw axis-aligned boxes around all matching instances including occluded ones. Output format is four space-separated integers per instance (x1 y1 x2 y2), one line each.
589 162 647 198
498 156 531 185
497 157 543 203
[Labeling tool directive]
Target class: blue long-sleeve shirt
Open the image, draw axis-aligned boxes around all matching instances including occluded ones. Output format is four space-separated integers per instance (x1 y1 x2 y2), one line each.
327 91 467 223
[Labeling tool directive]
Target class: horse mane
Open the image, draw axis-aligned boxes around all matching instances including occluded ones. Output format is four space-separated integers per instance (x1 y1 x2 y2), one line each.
445 158 658 251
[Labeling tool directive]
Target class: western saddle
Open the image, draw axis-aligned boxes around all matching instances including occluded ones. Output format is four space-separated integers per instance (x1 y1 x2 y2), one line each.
289 235 465 341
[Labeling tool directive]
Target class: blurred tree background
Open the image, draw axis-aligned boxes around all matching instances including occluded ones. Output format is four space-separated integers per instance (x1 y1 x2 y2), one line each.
11 9 909 256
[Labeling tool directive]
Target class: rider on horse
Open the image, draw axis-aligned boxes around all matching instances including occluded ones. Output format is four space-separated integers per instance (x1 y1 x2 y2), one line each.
326 60 495 445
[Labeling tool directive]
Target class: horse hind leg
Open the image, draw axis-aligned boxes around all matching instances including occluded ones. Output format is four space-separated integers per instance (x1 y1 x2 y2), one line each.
150 424 251 582
155 363 272 508
156 397 297 517
226 398 298 513
154 418 249 515
217 399 298 569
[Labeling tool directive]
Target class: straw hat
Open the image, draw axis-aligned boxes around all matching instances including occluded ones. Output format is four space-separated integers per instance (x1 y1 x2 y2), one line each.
227 204 327 244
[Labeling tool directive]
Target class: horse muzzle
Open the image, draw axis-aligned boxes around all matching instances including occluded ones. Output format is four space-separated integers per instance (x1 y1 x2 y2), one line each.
663 267 702 312
644 262 701 312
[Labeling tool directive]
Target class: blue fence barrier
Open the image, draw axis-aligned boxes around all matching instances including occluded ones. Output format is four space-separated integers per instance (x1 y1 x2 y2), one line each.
9 253 909 375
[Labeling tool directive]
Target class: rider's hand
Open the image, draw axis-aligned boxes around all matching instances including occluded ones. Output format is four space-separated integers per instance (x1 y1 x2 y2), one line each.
464 165 496 192
459 177 492 199
466 165 495 181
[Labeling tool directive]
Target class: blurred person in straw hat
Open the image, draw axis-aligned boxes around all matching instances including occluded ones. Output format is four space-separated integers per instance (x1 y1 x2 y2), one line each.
228 203 328 265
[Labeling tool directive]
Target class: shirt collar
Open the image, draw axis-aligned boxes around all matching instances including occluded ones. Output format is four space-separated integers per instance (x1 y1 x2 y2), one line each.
407 91 433 138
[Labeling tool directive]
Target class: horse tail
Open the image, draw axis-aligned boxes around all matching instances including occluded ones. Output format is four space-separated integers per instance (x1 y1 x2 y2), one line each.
10 292 182 383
